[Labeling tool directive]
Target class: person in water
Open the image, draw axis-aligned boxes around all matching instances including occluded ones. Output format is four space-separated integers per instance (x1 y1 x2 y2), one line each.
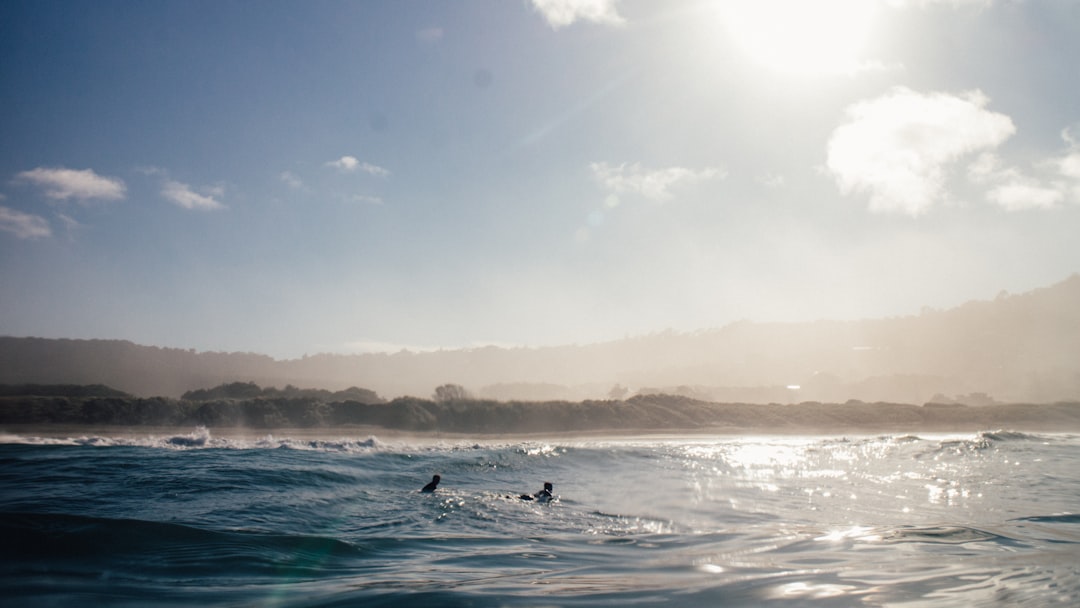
420 474 440 493
519 481 553 502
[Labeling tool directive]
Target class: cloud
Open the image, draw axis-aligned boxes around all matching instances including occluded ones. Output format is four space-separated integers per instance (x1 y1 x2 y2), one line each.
986 181 1065 211
825 87 1015 216
1059 150 1080 186
1054 126 1080 203
530 0 625 29
591 162 723 205
56 212 81 235
16 167 126 203
0 205 51 239
327 156 360 172
161 180 225 211
968 153 1065 211
358 162 390 177
326 156 390 176
280 171 304 189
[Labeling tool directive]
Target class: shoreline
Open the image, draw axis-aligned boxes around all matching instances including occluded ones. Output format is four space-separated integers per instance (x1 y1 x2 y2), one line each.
4 420 1079 443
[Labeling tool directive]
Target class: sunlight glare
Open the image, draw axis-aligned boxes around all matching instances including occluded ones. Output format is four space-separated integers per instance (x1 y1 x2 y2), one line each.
721 0 879 76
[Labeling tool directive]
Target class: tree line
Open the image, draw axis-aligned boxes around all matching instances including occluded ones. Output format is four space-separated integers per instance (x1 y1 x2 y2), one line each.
3 383 1080 433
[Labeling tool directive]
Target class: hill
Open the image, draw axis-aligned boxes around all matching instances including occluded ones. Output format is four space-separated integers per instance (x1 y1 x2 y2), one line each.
1 275 1078 403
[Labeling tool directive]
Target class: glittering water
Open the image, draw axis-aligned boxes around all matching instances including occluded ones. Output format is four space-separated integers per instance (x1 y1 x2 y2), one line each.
2 428 1078 606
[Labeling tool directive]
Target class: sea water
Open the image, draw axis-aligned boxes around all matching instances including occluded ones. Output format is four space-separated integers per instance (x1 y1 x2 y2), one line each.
1 428 1078 606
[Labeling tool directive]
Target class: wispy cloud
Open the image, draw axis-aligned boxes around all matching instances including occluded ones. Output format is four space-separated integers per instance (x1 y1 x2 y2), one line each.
326 155 390 176
0 205 51 239
591 162 723 205
55 212 81 236
16 167 126 203
358 162 390 177
968 153 1065 211
964 124 1080 211
161 180 225 211
1056 125 1080 203
825 87 1015 216
530 0 625 29
279 170 304 189
987 181 1065 211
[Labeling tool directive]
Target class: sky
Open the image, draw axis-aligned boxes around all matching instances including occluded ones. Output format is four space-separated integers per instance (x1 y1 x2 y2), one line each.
1 0 1079 359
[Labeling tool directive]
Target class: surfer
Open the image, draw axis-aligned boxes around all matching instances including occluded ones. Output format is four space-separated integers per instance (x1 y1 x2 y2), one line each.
519 481 553 502
420 474 440 493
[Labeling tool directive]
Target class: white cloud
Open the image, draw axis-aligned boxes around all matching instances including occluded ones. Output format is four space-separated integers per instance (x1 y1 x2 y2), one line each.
358 162 390 177
1059 151 1080 182
530 0 625 29
987 181 1064 211
326 156 389 176
591 162 723 204
0 205 51 239
968 153 1062 210
280 171 304 189
826 87 1015 216
161 180 225 211
327 156 360 172
16 167 126 202
1054 132 1080 204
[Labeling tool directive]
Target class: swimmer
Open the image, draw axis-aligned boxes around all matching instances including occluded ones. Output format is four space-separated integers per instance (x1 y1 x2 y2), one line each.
519 481 553 502
420 474 440 493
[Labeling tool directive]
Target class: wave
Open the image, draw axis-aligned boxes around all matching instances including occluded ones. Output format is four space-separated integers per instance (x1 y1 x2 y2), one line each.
881 525 1030 547
1 511 369 579
1011 513 1080 525
977 429 1048 442
916 429 1058 457
0 427 384 452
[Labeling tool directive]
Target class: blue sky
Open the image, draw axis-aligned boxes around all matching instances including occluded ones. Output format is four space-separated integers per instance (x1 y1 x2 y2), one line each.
2 0 1078 359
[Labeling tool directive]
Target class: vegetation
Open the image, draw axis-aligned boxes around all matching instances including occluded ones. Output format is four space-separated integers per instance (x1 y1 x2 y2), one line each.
2 275 1079 404
181 382 382 404
3 383 1080 434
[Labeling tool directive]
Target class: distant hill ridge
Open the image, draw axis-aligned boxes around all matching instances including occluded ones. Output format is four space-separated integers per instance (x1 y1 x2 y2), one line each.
1 274 1078 403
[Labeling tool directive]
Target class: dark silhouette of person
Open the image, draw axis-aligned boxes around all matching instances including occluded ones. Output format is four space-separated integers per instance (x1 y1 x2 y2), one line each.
420 474 440 493
519 481 553 502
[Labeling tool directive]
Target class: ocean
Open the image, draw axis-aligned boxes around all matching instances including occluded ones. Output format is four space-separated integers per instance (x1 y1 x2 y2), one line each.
2 428 1078 607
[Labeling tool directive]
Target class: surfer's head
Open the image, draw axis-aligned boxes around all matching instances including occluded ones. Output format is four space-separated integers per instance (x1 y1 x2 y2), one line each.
432 475 441 483
544 482 553 492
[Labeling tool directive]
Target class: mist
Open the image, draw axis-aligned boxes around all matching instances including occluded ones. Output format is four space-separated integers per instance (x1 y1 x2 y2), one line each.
2 275 1078 406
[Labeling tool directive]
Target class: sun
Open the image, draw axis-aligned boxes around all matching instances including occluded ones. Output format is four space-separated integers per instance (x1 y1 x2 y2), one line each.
720 0 879 77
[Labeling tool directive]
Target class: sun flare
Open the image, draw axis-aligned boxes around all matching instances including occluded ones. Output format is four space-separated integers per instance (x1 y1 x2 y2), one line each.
721 0 879 76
